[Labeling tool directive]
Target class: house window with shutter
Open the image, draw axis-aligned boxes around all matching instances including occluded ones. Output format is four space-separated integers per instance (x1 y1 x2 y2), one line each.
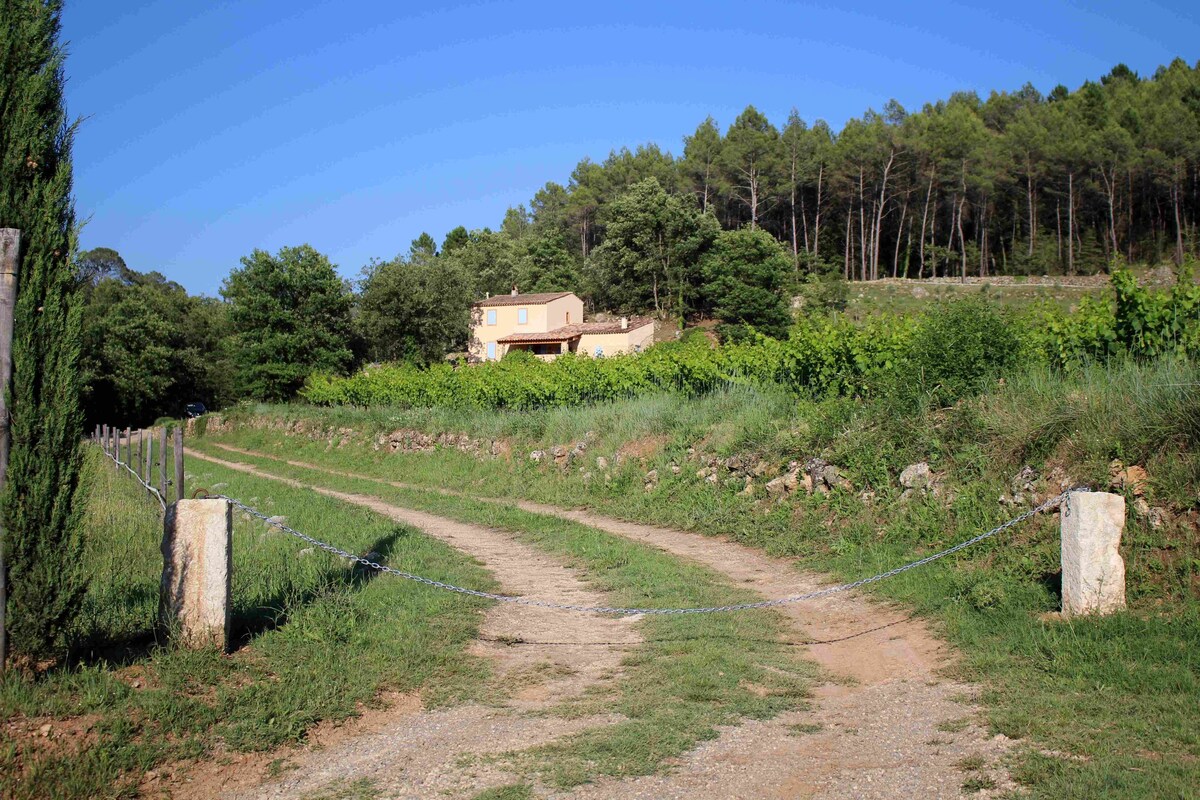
487 309 497 325
518 308 527 324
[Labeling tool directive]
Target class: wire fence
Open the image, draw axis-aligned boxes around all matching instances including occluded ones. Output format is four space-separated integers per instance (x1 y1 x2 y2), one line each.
93 423 181 511
205 486 1084 616
91 424 1084 615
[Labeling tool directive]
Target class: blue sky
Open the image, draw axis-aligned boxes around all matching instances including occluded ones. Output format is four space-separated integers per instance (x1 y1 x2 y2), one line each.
62 0 1199 296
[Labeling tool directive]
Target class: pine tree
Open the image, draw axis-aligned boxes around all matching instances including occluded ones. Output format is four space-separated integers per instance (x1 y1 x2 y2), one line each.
0 0 88 661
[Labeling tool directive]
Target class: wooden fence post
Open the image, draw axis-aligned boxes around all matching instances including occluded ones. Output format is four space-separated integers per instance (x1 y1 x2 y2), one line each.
160 498 231 650
159 427 168 499
144 430 152 487
137 430 143 478
174 427 184 503
1061 491 1127 616
123 427 131 467
101 424 108 456
0 227 20 674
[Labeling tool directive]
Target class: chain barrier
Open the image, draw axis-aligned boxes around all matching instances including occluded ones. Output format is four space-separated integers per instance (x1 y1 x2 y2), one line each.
99 445 168 510
210 487 1085 616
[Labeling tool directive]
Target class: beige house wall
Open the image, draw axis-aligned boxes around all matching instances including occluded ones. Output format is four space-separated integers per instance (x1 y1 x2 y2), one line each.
577 325 654 358
469 295 584 361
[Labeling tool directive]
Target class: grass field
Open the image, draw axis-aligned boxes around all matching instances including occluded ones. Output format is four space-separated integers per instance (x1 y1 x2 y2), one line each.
199 356 1200 798
841 278 1105 321
0 449 494 800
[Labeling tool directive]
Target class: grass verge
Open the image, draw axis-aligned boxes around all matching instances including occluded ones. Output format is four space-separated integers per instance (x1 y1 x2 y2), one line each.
0 448 492 800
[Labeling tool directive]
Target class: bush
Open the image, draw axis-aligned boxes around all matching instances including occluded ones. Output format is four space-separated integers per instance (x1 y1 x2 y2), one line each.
1042 266 1200 367
900 296 1024 404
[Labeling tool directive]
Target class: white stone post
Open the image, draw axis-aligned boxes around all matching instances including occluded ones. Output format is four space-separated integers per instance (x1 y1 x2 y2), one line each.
160 499 232 650
1061 491 1126 616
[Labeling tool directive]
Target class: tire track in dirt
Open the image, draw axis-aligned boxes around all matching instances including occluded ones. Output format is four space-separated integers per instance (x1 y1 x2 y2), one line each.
207 443 1020 799
181 449 643 800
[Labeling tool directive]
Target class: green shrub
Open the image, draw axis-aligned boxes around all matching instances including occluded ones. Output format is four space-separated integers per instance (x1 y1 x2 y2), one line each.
900 296 1024 404
1041 266 1200 368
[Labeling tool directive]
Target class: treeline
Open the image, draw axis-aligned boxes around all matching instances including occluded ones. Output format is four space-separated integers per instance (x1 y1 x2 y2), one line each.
454 58 1200 299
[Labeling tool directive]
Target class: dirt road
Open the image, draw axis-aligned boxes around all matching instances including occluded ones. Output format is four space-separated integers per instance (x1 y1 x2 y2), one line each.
188 444 1018 798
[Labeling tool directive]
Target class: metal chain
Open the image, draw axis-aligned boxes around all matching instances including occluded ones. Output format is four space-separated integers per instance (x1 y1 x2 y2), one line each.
211 487 1085 616
100 446 168 510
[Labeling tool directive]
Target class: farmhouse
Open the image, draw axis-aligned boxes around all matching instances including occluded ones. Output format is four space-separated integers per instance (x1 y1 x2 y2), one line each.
470 289 654 362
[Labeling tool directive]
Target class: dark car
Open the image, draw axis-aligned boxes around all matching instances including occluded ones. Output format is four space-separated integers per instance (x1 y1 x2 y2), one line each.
185 402 207 418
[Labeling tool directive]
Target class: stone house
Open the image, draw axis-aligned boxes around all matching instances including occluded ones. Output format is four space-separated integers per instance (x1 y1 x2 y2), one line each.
469 289 654 362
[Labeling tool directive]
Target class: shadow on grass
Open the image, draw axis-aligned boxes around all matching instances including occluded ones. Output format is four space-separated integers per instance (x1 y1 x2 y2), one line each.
59 528 410 669
1038 570 1063 603
229 528 405 650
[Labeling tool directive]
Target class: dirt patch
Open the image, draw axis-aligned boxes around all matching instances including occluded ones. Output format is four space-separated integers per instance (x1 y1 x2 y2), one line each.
616 434 671 463
178 449 643 799
204 444 1022 798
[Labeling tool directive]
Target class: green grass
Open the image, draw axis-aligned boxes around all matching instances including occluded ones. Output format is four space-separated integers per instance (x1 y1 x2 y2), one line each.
470 784 534 800
301 777 380 800
843 279 1104 321
197 355 1200 798
0 449 493 800
185 440 816 788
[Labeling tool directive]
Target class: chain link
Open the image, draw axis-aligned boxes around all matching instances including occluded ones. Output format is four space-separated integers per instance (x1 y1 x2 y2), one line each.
211 487 1085 616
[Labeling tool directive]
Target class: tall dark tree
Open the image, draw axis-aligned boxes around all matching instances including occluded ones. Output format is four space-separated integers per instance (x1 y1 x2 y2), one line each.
222 245 356 401
356 250 472 364
700 228 793 338
79 256 232 425
589 178 717 318
0 0 87 660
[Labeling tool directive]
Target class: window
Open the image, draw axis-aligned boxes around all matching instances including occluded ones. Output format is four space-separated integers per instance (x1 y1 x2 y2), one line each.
486 309 497 325
565 312 571 324
486 342 496 360
517 308 527 324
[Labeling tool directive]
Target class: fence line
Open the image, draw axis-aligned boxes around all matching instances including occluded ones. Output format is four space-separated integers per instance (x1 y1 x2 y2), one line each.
93 424 171 510
205 487 1082 616
87 423 1086 615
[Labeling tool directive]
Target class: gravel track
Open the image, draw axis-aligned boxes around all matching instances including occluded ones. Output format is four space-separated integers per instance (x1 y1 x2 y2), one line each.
180 449 641 800
197 444 1020 798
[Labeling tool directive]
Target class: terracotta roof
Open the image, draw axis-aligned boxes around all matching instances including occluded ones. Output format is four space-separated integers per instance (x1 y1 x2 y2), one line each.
496 330 581 344
497 318 654 345
475 292 573 307
572 317 654 336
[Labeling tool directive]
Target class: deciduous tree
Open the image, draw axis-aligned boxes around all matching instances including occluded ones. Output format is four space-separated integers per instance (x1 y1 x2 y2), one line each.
221 245 355 401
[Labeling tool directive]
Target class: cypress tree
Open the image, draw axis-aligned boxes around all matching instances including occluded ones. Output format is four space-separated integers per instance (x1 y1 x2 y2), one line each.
0 0 88 660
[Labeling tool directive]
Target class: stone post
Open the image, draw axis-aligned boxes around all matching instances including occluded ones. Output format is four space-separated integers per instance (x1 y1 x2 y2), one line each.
160 499 232 650
1061 491 1126 616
